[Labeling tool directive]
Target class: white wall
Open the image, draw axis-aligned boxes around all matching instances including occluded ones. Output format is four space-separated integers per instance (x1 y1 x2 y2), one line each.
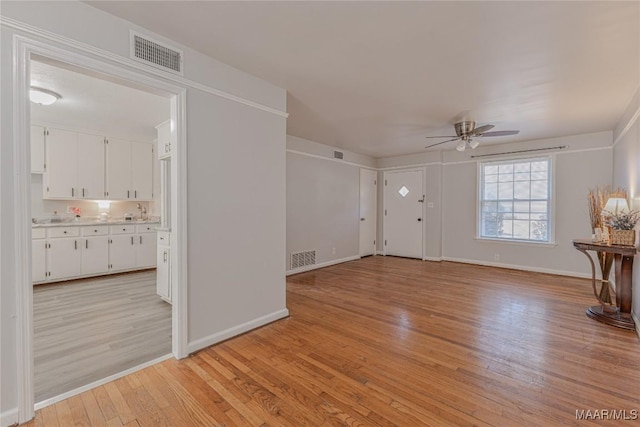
612 87 640 321
286 135 375 272
1 2 287 423
442 132 612 276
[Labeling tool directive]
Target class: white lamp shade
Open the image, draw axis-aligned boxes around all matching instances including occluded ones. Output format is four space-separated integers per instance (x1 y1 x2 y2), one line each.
456 141 466 152
603 197 629 215
468 140 480 149
30 87 60 106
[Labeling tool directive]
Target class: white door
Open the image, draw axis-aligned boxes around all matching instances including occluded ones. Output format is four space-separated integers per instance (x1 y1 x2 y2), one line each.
106 138 131 200
136 233 157 268
82 236 109 275
77 133 105 199
131 142 153 200
109 234 137 271
48 238 82 280
46 128 78 199
359 169 377 257
384 170 424 259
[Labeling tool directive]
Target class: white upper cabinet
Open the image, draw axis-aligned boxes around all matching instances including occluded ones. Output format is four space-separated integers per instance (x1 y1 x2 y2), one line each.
31 125 46 174
45 128 79 199
77 133 105 199
106 139 153 201
131 142 153 200
44 128 105 200
155 120 172 159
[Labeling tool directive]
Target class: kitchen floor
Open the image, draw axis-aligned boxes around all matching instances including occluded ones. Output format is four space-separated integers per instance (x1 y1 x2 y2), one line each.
33 270 171 402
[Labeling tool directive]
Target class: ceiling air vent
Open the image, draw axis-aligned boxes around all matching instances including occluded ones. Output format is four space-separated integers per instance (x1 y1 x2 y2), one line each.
334 151 344 159
130 31 183 75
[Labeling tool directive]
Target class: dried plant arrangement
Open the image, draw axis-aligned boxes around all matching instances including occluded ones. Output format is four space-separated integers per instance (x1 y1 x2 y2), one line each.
587 186 626 232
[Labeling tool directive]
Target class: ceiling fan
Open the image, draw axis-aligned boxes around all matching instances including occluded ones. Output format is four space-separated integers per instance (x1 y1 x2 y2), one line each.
425 121 519 151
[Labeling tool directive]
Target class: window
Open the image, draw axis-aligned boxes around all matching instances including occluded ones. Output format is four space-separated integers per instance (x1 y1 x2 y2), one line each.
479 157 552 243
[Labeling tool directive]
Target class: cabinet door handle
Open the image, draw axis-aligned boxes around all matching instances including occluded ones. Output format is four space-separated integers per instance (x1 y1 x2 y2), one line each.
71 188 74 197
135 190 137 198
164 251 167 262
131 236 134 245
85 240 88 249
82 188 85 197
74 240 77 250
140 236 142 244
127 190 130 199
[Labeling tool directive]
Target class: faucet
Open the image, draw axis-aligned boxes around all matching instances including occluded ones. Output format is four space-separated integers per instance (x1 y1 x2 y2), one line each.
136 203 147 220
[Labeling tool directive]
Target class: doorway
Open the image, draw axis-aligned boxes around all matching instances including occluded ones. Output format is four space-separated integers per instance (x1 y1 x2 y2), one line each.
359 168 377 257
383 169 424 259
29 57 172 403
14 37 187 421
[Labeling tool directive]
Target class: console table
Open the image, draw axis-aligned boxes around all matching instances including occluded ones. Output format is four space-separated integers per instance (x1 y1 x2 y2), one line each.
573 239 636 330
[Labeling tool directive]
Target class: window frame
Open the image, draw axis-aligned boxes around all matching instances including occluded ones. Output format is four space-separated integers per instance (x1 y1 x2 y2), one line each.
476 155 555 245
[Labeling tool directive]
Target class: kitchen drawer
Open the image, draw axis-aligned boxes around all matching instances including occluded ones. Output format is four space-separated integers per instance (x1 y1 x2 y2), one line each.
110 224 136 234
136 224 157 233
48 227 80 238
32 228 46 239
157 231 170 246
82 225 109 236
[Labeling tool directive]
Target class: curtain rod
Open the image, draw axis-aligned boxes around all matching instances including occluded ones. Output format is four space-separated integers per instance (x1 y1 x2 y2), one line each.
470 145 567 159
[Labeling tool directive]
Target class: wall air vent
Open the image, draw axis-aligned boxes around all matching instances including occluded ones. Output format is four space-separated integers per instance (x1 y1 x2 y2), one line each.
334 151 344 159
290 250 316 270
130 31 183 75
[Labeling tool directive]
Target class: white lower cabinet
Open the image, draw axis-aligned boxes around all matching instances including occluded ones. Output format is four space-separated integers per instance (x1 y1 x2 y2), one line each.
48 237 82 280
32 231 47 282
156 231 171 303
33 223 158 284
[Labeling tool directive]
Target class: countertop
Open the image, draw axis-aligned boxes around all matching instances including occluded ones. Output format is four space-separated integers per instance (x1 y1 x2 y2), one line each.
32 219 160 228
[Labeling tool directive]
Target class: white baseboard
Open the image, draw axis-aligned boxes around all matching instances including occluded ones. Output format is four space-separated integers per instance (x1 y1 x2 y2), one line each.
375 250 384 256
34 353 173 411
187 308 290 355
286 255 360 276
632 312 640 339
442 257 590 279
423 256 443 262
0 408 18 427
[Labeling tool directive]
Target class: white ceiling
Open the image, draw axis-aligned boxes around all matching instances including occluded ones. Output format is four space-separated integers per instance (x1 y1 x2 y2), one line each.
88 1 639 158
31 58 170 142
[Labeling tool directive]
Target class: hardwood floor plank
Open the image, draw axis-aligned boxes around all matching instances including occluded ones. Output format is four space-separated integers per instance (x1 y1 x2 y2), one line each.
28 258 640 426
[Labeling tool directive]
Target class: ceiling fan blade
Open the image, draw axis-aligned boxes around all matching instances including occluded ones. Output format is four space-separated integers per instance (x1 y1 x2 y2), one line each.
470 124 494 135
425 138 459 148
479 130 520 137
425 135 457 138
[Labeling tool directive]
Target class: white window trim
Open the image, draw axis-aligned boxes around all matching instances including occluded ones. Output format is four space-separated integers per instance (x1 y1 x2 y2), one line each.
476 155 556 245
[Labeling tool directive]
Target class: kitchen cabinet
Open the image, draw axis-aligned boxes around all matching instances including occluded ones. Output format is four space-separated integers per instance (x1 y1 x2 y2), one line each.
33 222 158 284
31 125 46 174
44 128 104 200
48 237 82 280
106 139 153 200
155 120 173 159
109 224 156 271
32 228 47 282
156 231 171 302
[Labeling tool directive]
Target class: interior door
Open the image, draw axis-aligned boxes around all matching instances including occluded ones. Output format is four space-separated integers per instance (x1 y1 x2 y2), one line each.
384 169 424 259
359 169 377 257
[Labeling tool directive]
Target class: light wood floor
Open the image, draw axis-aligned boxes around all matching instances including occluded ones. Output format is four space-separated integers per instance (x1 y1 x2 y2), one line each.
26 257 640 426
34 270 172 402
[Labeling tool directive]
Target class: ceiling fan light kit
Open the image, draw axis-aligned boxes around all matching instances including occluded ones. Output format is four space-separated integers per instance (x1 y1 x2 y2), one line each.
425 120 519 151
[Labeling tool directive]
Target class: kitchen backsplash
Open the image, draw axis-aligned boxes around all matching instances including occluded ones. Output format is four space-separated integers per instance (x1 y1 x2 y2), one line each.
31 174 160 221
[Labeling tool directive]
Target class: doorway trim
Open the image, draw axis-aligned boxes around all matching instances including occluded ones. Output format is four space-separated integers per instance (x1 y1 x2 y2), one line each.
13 35 188 423
382 167 426 258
